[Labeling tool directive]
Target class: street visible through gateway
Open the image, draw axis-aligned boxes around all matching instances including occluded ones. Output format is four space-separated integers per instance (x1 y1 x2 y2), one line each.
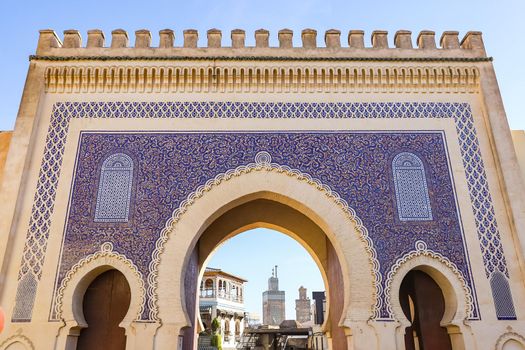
197 228 326 349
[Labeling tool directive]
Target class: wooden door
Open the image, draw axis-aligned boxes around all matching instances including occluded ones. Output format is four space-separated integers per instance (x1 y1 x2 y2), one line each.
77 269 131 350
399 270 452 350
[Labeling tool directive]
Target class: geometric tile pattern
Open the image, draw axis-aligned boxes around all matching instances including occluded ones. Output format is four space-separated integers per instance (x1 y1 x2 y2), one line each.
13 101 510 322
94 153 134 222
490 271 517 320
392 152 433 221
11 273 37 322
56 131 472 320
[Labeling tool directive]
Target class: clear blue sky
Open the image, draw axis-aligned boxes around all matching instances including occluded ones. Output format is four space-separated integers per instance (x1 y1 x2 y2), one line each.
208 228 324 320
0 0 524 130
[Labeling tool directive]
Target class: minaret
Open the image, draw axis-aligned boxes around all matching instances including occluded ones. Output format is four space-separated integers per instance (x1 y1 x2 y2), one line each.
262 265 286 325
295 286 312 323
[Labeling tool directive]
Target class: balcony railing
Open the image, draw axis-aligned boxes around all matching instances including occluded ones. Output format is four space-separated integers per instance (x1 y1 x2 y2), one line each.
199 288 244 303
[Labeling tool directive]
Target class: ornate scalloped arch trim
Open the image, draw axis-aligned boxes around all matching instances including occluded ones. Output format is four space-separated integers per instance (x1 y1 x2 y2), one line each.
496 329 525 350
383 240 475 320
53 242 145 322
148 151 381 320
0 334 35 350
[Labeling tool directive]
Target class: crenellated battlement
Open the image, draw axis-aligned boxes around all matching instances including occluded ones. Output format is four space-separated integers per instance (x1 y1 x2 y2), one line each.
35 28 490 94
34 28 488 60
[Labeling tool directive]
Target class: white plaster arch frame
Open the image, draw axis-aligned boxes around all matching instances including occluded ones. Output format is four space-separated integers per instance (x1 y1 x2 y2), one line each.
153 152 379 335
385 240 474 350
54 242 145 340
496 330 525 350
0 334 35 350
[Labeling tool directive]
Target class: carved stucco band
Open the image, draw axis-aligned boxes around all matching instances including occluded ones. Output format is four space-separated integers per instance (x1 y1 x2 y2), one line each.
147 151 381 320
43 65 480 94
14 102 507 322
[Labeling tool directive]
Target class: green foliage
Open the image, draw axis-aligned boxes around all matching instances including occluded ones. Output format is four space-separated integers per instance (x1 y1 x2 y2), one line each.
211 334 222 350
211 317 220 333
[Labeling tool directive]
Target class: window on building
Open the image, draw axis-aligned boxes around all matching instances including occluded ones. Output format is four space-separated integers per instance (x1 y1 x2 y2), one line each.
392 152 433 221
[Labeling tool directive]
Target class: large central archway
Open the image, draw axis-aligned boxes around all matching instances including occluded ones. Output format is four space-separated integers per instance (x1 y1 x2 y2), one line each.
154 167 378 350
190 199 344 349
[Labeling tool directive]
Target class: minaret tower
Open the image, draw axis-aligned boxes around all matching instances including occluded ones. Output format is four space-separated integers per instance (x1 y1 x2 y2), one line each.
262 265 286 325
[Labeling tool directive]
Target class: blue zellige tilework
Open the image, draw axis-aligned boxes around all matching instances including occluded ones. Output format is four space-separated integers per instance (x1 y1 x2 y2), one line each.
13 102 509 322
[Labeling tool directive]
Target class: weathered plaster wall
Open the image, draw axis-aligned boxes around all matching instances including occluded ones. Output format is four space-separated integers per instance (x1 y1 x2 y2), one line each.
512 130 525 186
0 131 13 187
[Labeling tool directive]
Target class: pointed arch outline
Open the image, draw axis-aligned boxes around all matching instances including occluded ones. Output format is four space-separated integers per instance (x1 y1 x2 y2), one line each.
94 152 134 223
384 240 475 350
53 242 145 327
0 334 35 350
384 240 475 321
495 329 525 350
148 151 381 321
392 151 433 222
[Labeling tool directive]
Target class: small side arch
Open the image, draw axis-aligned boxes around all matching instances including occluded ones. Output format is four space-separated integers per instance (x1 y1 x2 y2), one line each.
0 335 35 350
386 241 474 350
54 242 145 348
496 330 525 350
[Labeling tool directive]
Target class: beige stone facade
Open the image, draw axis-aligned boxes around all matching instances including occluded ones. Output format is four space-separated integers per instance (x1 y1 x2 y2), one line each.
0 132 12 187
0 27 524 350
512 130 525 187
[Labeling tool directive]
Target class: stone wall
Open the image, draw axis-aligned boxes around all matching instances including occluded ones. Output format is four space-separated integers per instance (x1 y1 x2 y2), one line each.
0 131 12 187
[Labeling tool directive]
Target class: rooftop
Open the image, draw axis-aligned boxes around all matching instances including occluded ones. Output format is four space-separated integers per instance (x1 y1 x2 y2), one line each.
204 267 247 283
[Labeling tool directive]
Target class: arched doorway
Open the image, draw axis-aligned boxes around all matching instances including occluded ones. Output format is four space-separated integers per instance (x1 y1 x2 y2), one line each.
155 170 378 350
399 270 452 350
77 269 131 350
183 198 347 350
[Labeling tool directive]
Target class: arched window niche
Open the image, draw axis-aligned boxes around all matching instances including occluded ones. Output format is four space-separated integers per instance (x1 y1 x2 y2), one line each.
94 153 134 223
490 271 517 320
392 152 433 222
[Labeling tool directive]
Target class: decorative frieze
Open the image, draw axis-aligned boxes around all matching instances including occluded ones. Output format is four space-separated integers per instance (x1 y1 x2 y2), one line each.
43 64 480 93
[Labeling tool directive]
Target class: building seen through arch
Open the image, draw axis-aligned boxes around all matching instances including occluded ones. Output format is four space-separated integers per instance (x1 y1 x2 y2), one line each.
0 27 525 350
198 268 247 349
262 266 286 326
295 286 312 324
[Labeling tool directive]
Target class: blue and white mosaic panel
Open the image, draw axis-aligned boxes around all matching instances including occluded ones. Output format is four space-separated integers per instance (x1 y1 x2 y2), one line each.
392 152 433 221
11 102 512 322
94 153 134 222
